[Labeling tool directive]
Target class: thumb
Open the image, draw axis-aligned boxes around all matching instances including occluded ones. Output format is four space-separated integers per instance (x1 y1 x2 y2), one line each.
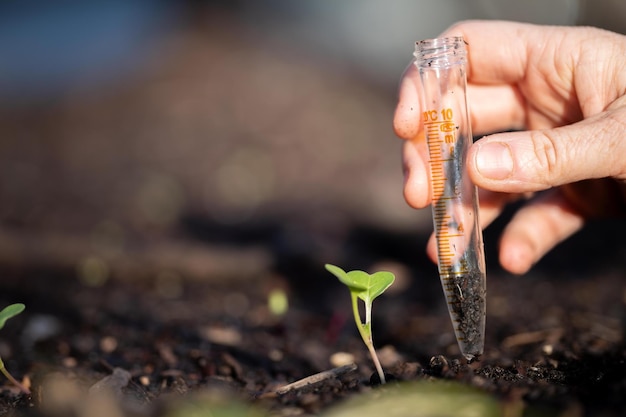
468 108 626 193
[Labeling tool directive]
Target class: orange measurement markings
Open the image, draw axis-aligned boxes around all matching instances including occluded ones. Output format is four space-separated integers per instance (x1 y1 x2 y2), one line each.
424 109 466 273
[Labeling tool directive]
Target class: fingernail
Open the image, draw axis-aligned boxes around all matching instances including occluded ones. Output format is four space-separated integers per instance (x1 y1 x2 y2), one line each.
475 142 513 180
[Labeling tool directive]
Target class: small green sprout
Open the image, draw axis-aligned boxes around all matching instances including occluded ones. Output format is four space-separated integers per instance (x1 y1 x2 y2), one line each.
268 289 289 317
0 303 30 394
325 264 395 384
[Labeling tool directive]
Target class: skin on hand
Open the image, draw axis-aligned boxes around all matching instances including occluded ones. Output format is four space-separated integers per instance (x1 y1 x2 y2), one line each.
394 20 626 275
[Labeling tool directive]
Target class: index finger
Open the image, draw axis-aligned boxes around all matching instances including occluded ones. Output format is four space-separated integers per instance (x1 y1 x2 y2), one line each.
440 20 532 85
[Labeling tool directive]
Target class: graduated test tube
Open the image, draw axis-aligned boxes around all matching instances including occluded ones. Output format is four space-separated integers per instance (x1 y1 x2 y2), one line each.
414 37 486 361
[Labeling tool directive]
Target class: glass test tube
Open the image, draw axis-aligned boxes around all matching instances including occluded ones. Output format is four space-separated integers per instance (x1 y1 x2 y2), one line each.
414 37 486 361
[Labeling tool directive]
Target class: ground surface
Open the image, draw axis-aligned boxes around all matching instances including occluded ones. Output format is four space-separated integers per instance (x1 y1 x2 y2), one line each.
0 217 624 417
0 5 625 417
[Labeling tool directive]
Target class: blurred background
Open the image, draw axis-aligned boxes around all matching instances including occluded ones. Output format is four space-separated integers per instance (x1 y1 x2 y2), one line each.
0 0 624 284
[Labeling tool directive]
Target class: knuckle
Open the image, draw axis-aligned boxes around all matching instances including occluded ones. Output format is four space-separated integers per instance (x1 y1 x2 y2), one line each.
528 130 561 181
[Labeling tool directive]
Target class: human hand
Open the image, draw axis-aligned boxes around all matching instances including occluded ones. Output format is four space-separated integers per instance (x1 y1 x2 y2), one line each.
393 20 626 275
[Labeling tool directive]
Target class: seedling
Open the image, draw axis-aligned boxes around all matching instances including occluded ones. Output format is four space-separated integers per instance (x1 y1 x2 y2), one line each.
325 264 395 384
0 303 30 394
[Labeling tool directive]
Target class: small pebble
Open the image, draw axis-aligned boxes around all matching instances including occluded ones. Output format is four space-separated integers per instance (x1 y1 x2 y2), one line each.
542 344 554 355
200 326 242 346
269 348 284 362
100 336 118 353
329 352 355 367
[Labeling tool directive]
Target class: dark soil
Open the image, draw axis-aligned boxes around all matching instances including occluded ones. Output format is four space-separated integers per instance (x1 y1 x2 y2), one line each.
0 4 624 417
0 216 624 417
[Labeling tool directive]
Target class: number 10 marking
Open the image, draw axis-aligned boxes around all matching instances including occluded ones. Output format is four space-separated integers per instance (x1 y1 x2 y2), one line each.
424 108 454 122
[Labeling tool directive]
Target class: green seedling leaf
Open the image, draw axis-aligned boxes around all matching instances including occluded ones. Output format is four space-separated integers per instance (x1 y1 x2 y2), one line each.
354 271 395 305
0 303 25 330
324 264 368 292
325 264 395 384
325 265 395 300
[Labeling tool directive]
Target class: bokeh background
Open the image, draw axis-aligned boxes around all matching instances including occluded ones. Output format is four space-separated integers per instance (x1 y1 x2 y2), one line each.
0 0 624 285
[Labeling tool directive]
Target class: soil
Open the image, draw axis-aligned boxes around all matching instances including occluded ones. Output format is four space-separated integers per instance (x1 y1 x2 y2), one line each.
0 4 625 417
0 215 623 417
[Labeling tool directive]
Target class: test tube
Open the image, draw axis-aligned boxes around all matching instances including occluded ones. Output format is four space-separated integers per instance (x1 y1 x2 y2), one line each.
414 37 486 361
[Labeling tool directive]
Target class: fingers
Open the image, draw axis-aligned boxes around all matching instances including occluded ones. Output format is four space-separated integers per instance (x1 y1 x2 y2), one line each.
394 19 538 140
395 20 626 140
468 106 626 193
395 80 525 140
466 84 525 135
440 20 560 85
393 63 421 140
498 190 584 274
425 189 519 266
426 189 584 275
393 20 546 140
402 136 431 209
393 42 526 139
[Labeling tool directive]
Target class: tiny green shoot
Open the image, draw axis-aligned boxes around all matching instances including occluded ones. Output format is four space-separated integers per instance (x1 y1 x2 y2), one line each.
268 289 289 317
0 303 30 394
325 264 395 384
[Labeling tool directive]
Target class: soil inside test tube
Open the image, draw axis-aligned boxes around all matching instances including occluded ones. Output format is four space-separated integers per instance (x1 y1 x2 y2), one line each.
443 271 486 361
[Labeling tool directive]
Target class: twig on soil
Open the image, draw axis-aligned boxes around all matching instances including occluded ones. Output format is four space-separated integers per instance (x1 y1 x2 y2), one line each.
267 363 358 397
